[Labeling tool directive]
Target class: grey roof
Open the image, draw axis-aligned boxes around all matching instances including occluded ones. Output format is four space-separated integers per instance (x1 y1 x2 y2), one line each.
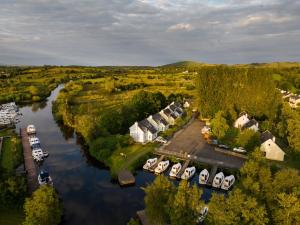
174 102 181 108
243 119 258 129
175 107 183 114
152 113 168 126
170 112 178 119
163 108 172 117
138 119 158 134
169 104 177 112
260 131 274 143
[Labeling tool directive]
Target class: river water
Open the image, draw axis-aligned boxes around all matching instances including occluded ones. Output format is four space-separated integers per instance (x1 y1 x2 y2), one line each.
15 85 215 225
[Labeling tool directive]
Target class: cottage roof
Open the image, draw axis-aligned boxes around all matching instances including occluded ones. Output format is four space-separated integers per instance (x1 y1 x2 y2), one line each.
169 104 177 112
243 119 258 129
163 108 172 117
138 119 157 134
170 112 178 119
260 131 274 144
175 107 183 114
152 113 168 126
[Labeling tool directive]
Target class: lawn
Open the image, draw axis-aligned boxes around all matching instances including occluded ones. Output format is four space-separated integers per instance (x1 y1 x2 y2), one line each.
0 208 24 225
108 142 158 177
0 136 23 174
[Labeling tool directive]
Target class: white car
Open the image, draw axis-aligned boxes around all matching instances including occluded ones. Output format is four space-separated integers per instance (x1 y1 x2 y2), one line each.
233 147 247 153
155 136 167 144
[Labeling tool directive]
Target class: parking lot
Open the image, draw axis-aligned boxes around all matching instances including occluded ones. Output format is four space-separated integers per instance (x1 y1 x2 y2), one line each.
161 120 245 169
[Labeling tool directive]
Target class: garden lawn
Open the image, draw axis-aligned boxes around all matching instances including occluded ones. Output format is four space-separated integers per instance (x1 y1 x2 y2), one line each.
108 142 158 176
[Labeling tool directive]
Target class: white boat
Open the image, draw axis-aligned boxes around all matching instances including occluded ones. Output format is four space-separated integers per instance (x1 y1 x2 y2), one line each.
221 175 235 190
154 160 169 174
26 125 36 135
212 172 225 188
197 206 209 223
143 158 157 170
43 151 49 158
181 166 196 180
233 147 247 153
38 170 53 186
169 163 182 177
32 149 44 161
29 137 40 146
199 169 209 185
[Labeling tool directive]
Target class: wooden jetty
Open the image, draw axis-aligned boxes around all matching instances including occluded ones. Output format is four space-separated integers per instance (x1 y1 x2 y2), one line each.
20 128 38 194
207 165 218 186
176 159 191 179
118 170 135 186
149 155 164 172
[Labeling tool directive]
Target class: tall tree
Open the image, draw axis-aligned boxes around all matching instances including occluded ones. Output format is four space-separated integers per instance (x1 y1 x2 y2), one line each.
23 186 62 225
210 111 229 139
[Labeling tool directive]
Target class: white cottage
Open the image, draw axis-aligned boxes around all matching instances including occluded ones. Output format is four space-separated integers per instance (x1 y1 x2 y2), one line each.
260 131 285 161
129 119 158 143
160 108 176 125
289 95 300 108
147 113 169 132
234 113 250 128
242 119 259 132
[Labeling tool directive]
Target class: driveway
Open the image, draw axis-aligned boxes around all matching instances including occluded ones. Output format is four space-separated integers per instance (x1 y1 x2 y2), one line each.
161 120 245 169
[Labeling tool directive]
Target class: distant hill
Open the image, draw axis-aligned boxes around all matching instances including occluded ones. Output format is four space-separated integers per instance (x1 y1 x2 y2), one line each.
160 61 211 68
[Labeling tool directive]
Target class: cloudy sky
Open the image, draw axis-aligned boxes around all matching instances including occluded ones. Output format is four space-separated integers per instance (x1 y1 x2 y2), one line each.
0 0 299 65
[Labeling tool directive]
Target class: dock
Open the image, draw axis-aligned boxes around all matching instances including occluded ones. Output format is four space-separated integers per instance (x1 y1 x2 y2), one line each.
118 170 135 186
20 128 38 194
176 159 191 179
207 165 218 186
149 155 164 172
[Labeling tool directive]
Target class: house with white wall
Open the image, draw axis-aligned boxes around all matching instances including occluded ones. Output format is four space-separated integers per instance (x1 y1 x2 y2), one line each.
234 113 250 128
260 131 285 161
289 95 300 108
160 108 176 125
129 119 158 143
147 113 169 132
242 119 259 132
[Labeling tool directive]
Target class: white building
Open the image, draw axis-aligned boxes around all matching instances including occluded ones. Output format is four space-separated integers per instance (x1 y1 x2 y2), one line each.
234 113 250 128
147 113 169 132
242 119 259 132
289 95 300 108
260 131 285 161
129 119 158 143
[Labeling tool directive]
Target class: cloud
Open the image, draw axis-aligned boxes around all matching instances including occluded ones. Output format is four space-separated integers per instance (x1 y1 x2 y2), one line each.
0 0 299 65
167 23 194 32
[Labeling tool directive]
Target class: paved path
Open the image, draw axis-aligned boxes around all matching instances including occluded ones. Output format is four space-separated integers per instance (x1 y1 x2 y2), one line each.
20 128 38 194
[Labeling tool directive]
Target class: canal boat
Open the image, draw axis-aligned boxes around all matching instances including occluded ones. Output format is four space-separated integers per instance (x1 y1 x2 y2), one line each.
199 169 209 185
143 158 157 170
181 166 196 180
197 206 209 223
221 175 235 190
154 160 169 174
29 137 40 146
43 151 49 158
169 163 182 177
32 149 44 162
38 170 53 186
212 172 225 188
26 125 36 135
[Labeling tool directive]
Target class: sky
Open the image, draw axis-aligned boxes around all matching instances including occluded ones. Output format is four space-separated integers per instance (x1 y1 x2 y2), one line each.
0 0 299 66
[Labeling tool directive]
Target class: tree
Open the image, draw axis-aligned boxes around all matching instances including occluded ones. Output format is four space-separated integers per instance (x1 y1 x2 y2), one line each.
23 186 62 225
127 218 140 225
207 189 268 225
144 175 175 225
169 181 204 225
210 111 229 139
235 129 260 151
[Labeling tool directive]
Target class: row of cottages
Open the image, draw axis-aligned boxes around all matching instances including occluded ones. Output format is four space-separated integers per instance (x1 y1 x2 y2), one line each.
278 88 300 108
260 131 285 161
234 113 259 132
129 102 184 143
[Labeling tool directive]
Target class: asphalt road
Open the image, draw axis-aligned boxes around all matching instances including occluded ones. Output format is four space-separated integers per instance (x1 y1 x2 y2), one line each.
162 120 245 169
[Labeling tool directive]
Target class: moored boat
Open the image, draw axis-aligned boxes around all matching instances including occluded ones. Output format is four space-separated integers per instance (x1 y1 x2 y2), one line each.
143 158 157 170
212 172 224 188
199 169 209 185
221 175 235 190
181 166 196 180
26 124 36 135
169 163 182 177
154 160 169 174
38 170 53 186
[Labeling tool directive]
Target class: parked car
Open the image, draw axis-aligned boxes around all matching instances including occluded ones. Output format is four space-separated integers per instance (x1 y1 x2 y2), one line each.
233 147 247 153
218 144 230 150
155 136 167 144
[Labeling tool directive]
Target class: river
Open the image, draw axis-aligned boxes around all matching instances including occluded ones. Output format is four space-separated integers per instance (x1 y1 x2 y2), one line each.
15 84 215 225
